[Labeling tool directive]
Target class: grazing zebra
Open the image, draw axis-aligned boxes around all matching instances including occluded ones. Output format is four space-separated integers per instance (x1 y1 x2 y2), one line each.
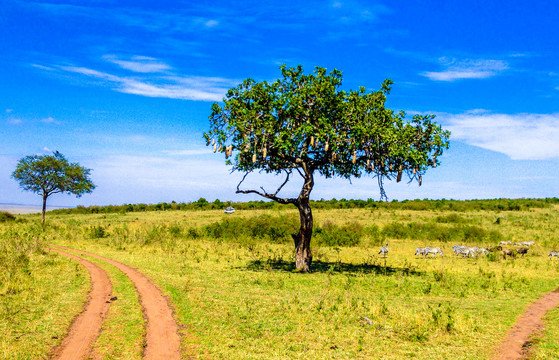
549 251 559 260
454 246 475 258
415 247 425 256
474 247 489 256
423 247 443 258
499 241 512 246
453 245 467 255
379 243 389 257
521 241 535 246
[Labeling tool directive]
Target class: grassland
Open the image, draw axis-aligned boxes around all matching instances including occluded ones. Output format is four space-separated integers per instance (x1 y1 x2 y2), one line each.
1 204 559 359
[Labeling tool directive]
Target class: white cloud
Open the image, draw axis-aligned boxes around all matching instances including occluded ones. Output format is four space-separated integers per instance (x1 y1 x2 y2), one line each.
59 65 231 102
41 116 61 124
204 19 219 27
422 58 509 81
103 55 171 73
7 118 22 125
86 155 243 204
442 111 559 160
6 109 13 113
31 64 56 71
61 66 121 81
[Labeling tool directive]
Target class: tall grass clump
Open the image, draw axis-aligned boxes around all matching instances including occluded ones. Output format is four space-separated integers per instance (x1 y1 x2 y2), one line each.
203 214 299 243
0 226 89 359
0 211 18 223
314 221 363 246
0 228 42 293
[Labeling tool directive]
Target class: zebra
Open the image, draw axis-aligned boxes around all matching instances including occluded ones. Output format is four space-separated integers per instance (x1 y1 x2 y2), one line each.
415 247 425 256
453 245 467 255
454 246 474 258
379 243 389 257
474 247 488 256
464 247 477 258
423 247 443 258
549 251 559 260
500 241 512 246
521 241 535 246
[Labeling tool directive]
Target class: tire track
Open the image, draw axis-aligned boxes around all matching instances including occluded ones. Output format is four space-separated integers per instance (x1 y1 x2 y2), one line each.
51 245 182 360
49 248 113 360
491 287 559 360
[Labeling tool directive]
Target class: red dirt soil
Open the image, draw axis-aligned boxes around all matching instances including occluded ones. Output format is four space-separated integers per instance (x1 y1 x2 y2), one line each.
50 244 559 360
49 248 112 360
491 288 559 360
52 245 182 360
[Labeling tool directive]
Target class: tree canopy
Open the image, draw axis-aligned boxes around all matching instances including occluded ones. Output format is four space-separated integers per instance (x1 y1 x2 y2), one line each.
12 151 95 225
204 65 450 271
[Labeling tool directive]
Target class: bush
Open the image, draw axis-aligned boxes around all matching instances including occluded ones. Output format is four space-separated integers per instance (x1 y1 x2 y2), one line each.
0 211 17 223
88 225 108 238
435 213 467 224
314 221 363 247
203 214 298 243
168 224 183 238
364 225 385 245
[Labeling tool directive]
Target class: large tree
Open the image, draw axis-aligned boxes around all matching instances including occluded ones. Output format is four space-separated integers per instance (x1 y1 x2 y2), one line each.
12 151 95 226
205 65 450 272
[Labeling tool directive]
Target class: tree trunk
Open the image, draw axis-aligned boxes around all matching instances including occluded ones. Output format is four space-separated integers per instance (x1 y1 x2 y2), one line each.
293 200 313 272
41 194 47 227
292 169 314 272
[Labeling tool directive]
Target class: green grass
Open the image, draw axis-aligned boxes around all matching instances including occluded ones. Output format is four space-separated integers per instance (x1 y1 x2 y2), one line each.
4 205 559 359
54 238 559 359
72 251 146 360
0 227 89 360
530 262 559 360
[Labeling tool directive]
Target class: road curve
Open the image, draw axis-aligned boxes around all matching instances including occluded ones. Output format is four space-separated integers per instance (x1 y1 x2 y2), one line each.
491 287 559 360
49 248 113 360
51 245 182 360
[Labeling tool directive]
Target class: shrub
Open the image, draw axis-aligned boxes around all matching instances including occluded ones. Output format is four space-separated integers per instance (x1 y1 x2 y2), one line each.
381 222 410 239
168 224 183 238
314 221 363 247
364 224 385 245
186 227 202 239
0 211 16 223
203 214 298 243
88 225 108 239
435 213 467 224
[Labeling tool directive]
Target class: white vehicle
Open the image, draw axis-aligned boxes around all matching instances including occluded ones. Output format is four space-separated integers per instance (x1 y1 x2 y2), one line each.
224 206 235 214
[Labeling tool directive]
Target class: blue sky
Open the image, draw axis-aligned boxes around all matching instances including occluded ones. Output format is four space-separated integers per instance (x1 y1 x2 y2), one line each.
1 0 558 207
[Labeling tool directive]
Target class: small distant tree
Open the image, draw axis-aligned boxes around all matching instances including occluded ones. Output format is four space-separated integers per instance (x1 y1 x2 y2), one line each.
11 151 95 226
205 65 450 272
212 199 224 209
194 197 209 209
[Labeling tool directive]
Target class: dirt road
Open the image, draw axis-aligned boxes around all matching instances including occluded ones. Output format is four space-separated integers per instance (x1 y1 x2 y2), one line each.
50 245 182 360
51 244 559 360
49 248 112 360
491 288 559 360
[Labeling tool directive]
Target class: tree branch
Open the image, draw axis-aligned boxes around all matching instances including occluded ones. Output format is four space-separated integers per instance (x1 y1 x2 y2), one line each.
236 171 297 204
